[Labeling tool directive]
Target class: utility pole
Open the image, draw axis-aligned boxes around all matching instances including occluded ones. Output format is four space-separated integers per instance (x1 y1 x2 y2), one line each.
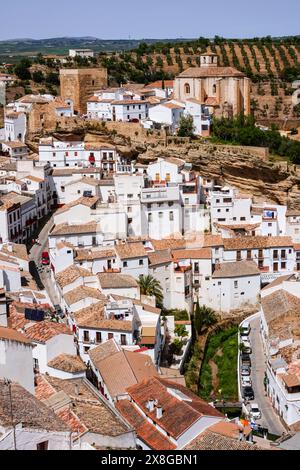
4 379 17 450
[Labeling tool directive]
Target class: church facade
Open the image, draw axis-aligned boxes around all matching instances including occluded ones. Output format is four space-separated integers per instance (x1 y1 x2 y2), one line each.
174 53 251 118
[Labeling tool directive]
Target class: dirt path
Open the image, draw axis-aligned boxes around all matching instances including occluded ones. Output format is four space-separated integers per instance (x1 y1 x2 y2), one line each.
208 349 223 396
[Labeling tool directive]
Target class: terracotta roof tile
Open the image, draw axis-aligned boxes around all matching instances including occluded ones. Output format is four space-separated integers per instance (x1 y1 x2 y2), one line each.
24 321 72 343
48 354 86 373
223 236 293 251
116 399 176 450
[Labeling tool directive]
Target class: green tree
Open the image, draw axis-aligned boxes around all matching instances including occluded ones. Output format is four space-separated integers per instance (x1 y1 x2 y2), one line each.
137 275 163 308
14 58 32 80
32 71 44 83
174 324 188 338
177 114 195 137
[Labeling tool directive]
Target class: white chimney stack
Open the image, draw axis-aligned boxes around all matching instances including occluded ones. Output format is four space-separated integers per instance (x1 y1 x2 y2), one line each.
156 406 163 419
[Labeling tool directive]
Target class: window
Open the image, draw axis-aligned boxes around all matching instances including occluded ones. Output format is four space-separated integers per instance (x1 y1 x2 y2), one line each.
74 151 78 156
123 261 128 267
166 173 171 182
184 83 190 94
212 84 217 94
139 259 144 265
128 206 132 213
155 173 160 181
148 213 152 222
61 186 65 193
240 217 246 221
194 262 199 273
247 250 252 260
168 202 173 207
273 250 278 259
237 250 241 261
281 262 286 269
83 331 90 342
121 334 127 345
234 280 238 288
96 332 102 343
281 249 286 259
159 212 163 218
108 333 114 340
84 346 90 353
169 211 174 221
37 441 48 451
273 262 278 272
127 194 133 198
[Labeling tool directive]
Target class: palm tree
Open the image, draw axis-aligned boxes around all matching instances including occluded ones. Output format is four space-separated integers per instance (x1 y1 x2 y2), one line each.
194 302 217 335
138 275 163 308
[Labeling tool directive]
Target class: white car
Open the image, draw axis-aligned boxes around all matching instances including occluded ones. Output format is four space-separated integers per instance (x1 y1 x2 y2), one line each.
242 376 252 387
242 340 252 354
250 403 262 420
241 335 250 344
240 321 251 336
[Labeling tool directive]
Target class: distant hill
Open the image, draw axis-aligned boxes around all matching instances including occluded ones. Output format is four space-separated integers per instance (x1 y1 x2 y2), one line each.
0 37 194 56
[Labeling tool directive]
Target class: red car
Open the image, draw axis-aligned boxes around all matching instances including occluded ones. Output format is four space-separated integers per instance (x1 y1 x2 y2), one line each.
41 251 50 265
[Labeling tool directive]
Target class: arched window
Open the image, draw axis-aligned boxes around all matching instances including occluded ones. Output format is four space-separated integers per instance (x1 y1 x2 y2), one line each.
213 84 217 94
184 83 190 94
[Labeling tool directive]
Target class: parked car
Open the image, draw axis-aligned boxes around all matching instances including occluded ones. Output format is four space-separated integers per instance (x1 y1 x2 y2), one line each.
241 341 252 354
243 386 255 400
250 403 262 420
242 375 252 387
241 335 251 344
240 321 251 336
41 251 50 265
241 354 251 366
241 365 251 376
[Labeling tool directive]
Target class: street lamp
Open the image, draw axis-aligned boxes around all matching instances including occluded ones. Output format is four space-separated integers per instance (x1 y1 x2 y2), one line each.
4 378 17 450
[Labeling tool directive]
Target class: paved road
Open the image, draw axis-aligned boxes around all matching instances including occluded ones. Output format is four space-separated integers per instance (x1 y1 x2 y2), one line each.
29 215 60 306
248 316 286 436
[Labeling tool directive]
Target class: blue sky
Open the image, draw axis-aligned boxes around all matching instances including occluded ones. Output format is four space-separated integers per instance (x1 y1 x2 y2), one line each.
0 0 299 40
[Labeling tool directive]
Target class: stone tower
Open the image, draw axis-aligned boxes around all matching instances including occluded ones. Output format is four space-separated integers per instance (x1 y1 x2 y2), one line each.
60 68 107 115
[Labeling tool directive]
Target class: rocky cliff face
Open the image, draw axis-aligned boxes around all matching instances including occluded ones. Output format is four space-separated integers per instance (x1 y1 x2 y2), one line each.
58 129 300 208
128 142 300 208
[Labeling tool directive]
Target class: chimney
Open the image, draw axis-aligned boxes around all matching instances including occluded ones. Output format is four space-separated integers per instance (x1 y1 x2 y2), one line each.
147 399 155 412
156 405 163 419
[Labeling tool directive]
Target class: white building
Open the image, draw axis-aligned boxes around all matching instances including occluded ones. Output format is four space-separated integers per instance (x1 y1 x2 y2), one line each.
203 260 260 313
4 111 27 142
184 99 211 136
23 321 76 375
69 49 94 58
141 186 182 239
116 376 223 450
261 276 300 427
0 326 35 393
148 102 184 132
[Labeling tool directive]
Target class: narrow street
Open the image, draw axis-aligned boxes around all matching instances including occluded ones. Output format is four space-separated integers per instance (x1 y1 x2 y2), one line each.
249 316 286 436
29 215 60 306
